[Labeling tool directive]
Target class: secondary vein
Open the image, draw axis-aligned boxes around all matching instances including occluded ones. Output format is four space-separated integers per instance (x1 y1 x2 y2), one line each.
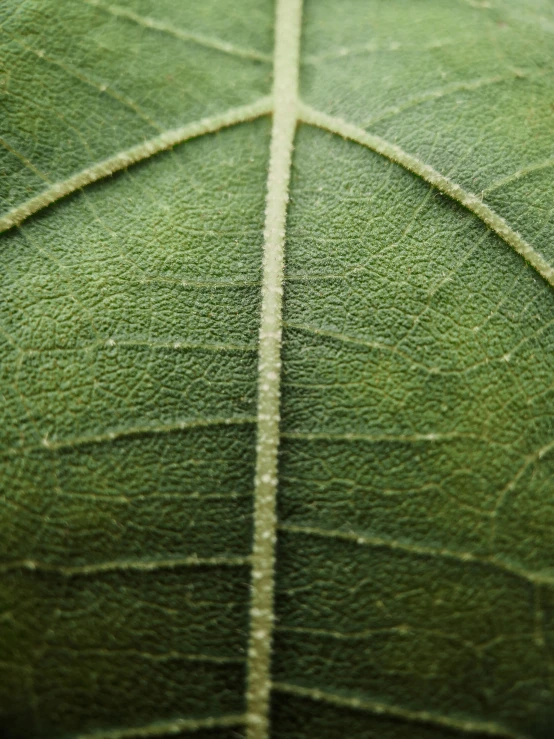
0 97 272 234
0 555 250 576
75 714 246 739
84 0 272 63
298 102 554 289
272 683 526 739
245 1 302 737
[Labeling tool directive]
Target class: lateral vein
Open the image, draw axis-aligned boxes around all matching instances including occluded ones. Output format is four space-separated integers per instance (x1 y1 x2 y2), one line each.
0 97 273 234
5 31 162 130
1 416 256 458
298 102 554 289
54 647 245 665
279 523 554 587
0 136 51 182
85 0 272 63
246 1 303 738
75 714 246 739
362 71 527 128
483 156 554 194
0 555 250 576
272 683 527 739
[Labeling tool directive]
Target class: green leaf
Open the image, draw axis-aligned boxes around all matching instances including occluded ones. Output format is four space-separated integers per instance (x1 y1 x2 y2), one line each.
1 1 553 738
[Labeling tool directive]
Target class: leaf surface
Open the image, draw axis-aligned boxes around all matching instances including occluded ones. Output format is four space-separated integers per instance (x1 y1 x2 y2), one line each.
1 1 553 739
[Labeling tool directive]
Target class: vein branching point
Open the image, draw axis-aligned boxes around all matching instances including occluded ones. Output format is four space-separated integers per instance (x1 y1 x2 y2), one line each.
246 0 303 736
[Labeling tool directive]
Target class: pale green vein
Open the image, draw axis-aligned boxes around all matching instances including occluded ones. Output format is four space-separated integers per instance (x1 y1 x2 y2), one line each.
5 31 161 130
0 96 273 234
490 437 554 545
279 523 554 587
40 416 256 452
20 338 257 356
0 135 50 182
85 0 272 63
298 103 554 288
55 647 244 665
362 71 527 129
272 683 526 739
275 624 483 656
275 624 414 641
303 37 454 65
139 276 261 288
0 554 250 576
284 320 510 376
75 714 246 739
281 430 485 444
19 490 251 504
246 1 302 737
483 157 554 195
1 416 256 457
284 320 431 369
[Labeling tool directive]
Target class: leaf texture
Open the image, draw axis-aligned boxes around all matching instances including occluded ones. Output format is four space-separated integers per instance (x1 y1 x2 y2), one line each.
0 1 553 739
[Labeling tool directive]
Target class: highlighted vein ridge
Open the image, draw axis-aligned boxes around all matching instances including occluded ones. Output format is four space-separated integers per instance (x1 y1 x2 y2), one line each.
245 1 303 737
75 714 245 739
272 683 525 739
84 0 272 62
0 97 272 234
297 102 554 289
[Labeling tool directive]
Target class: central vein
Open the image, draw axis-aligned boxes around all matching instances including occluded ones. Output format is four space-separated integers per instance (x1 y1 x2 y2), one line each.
246 0 303 737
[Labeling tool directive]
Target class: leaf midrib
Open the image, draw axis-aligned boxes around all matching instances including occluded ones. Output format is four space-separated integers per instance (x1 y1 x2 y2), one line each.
245 1 303 736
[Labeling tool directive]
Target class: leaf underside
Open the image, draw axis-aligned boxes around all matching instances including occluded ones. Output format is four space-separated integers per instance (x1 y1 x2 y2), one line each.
0 1 553 738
